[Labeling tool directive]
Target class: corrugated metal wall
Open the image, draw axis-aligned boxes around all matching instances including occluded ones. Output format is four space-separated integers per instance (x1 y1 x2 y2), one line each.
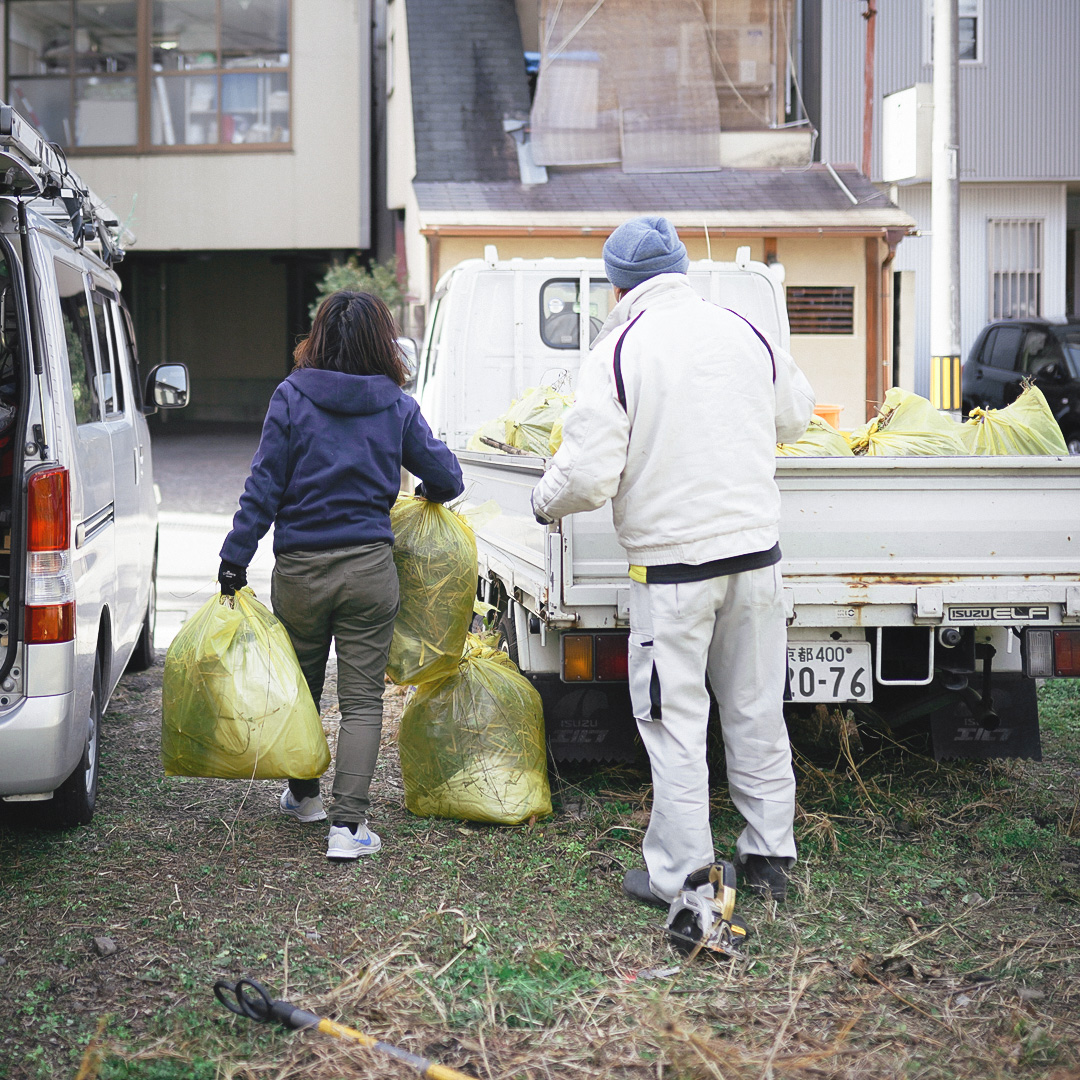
893 183 1067 395
820 0 1080 182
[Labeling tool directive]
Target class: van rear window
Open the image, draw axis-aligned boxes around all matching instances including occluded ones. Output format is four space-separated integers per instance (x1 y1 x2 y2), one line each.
540 279 614 349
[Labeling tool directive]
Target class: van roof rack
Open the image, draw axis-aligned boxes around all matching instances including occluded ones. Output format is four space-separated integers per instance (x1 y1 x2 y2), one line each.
0 103 127 267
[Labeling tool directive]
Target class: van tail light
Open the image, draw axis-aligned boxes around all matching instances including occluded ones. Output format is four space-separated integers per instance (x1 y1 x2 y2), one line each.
25 467 74 644
27 467 70 551
1022 628 1080 678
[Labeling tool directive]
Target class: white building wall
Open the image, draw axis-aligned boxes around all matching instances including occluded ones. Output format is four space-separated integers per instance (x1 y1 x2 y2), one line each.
893 183 1067 395
69 0 368 252
386 0 416 212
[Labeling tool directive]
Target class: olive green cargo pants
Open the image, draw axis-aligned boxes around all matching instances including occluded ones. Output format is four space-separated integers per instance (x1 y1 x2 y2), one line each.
271 543 399 823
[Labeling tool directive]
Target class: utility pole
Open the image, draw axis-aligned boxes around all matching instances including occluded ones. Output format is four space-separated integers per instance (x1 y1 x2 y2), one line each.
930 0 961 412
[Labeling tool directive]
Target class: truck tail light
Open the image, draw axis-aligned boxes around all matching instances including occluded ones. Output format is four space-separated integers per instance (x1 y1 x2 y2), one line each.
1022 628 1080 678
562 635 593 681
561 632 629 682
594 634 629 681
25 467 74 644
1023 629 1054 677
1054 630 1080 677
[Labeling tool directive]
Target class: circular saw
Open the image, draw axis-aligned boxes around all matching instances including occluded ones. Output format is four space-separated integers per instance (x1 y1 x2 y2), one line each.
665 861 749 958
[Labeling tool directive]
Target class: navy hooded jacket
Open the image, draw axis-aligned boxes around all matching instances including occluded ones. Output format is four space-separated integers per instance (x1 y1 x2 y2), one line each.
220 369 463 566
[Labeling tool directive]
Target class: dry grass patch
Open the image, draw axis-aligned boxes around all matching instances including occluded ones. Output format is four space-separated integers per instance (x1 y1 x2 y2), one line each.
1 666 1079 1079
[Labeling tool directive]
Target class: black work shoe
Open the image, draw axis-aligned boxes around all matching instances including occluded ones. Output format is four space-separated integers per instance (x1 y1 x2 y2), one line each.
622 869 670 910
740 855 793 903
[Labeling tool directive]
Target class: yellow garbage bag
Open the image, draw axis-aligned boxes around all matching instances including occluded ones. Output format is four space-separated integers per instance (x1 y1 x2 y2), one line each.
850 388 968 456
502 386 574 456
548 414 570 455
162 589 330 779
466 419 509 453
398 638 552 824
387 496 477 686
777 414 854 457
961 384 1068 455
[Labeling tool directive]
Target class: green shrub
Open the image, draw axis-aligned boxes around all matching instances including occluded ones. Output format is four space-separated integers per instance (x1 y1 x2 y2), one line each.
309 256 405 322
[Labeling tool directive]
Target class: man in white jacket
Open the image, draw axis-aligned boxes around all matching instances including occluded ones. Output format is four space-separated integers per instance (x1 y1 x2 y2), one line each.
532 217 816 906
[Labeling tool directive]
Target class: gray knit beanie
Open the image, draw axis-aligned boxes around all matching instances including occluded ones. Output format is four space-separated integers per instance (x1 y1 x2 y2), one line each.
602 216 689 291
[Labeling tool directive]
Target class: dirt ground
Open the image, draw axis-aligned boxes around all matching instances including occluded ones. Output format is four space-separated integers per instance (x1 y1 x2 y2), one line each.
2 660 1080 1080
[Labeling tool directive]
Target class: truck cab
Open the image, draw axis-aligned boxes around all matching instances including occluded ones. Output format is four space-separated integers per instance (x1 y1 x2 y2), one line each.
416 245 787 448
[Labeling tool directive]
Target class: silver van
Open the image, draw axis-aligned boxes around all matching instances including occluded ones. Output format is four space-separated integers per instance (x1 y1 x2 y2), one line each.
0 107 188 827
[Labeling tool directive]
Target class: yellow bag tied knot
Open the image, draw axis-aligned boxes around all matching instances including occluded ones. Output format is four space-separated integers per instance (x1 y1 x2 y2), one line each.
961 383 1069 456
398 641 552 825
161 588 330 780
386 496 477 687
850 387 968 456
776 414 854 457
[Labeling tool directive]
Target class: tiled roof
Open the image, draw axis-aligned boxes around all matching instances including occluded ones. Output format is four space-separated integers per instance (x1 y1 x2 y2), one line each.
405 0 531 183
414 164 900 215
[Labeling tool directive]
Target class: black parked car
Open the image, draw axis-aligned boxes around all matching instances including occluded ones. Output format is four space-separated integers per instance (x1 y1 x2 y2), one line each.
962 317 1080 453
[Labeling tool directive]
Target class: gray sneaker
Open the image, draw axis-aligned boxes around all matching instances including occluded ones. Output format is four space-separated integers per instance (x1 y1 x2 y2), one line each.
326 822 382 860
279 787 327 823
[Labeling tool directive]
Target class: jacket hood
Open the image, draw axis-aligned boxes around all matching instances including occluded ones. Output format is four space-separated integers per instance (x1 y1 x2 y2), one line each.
287 369 403 415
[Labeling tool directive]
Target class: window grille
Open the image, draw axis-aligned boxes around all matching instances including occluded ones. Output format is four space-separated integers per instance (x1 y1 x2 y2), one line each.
786 286 855 334
988 219 1043 320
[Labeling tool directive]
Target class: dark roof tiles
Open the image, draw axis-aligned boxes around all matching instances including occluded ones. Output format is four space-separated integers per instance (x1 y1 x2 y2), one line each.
406 0 531 183
414 165 898 214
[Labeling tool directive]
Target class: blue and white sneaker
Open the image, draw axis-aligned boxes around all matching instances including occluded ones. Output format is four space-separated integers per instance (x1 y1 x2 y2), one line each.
326 822 382 860
279 787 327 823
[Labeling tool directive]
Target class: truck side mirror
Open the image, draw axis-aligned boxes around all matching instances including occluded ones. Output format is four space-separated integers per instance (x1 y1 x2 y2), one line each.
144 363 189 411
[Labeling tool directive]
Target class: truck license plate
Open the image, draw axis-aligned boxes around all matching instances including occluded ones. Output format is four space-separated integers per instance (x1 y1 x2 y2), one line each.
785 642 872 703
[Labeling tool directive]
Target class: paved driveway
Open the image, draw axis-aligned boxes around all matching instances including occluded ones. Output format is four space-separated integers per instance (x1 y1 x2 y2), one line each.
149 422 275 648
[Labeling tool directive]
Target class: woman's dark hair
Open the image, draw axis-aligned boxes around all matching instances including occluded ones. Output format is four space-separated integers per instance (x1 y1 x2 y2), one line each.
294 290 408 386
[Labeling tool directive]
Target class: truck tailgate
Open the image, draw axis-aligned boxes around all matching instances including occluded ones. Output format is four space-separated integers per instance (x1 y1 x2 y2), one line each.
461 452 1080 627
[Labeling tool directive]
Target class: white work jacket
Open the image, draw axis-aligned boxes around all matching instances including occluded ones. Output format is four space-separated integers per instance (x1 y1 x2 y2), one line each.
531 274 816 566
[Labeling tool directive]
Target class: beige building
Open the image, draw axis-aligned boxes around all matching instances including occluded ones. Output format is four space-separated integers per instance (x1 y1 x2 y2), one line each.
6 0 371 421
386 0 915 423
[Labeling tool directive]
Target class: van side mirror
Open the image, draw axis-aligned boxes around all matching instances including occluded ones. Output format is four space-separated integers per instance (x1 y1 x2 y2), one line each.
145 363 189 411
398 337 419 392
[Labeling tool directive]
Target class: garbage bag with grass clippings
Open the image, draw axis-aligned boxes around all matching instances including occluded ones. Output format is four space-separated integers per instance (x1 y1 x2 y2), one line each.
850 388 968 456
776 414 855 457
387 495 477 687
961 384 1068 456
162 588 330 779
502 385 574 456
398 637 552 825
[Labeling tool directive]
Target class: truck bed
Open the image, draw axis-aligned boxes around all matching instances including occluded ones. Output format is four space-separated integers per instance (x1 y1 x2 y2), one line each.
459 451 1080 628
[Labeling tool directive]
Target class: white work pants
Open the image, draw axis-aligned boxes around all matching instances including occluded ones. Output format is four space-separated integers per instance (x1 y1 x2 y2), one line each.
629 565 796 902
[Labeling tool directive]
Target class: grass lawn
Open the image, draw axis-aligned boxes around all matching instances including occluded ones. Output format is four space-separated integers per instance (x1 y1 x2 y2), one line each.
1 663 1079 1079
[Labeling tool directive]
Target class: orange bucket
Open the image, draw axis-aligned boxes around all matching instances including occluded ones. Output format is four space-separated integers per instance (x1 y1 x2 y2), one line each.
814 404 842 429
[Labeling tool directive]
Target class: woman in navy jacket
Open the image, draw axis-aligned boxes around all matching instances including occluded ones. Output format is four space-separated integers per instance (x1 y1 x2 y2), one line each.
219 291 463 860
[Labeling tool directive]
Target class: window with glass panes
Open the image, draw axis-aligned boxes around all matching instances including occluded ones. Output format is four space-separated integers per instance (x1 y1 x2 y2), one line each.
6 0 289 151
925 0 982 64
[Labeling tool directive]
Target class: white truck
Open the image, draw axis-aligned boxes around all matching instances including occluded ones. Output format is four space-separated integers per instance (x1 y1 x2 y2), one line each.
414 247 1080 763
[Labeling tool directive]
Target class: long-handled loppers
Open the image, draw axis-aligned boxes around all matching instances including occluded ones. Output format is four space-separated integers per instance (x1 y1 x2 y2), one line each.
214 977 478 1080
